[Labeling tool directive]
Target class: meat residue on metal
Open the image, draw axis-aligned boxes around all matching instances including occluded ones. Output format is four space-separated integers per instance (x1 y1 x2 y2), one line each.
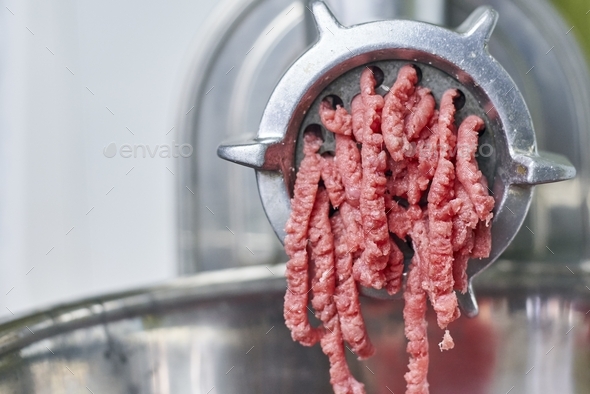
284 65 494 394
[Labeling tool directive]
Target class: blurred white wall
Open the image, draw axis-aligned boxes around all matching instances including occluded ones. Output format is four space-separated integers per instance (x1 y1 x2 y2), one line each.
0 0 217 318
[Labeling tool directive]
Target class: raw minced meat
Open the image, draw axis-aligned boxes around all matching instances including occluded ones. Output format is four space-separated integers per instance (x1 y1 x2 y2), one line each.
284 64 495 394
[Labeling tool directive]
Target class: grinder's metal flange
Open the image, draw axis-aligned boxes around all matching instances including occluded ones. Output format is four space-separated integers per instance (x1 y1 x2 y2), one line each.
217 1 576 317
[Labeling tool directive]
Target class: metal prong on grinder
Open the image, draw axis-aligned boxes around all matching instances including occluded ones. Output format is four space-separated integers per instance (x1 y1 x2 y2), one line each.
217 1 577 317
309 1 342 37
456 6 498 45
217 137 282 171
457 282 480 318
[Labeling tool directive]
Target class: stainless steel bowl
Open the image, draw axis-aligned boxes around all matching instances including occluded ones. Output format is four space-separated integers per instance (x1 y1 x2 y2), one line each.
0 263 588 393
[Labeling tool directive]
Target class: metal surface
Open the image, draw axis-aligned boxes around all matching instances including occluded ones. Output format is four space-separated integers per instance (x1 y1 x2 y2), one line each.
0 263 589 393
217 2 576 316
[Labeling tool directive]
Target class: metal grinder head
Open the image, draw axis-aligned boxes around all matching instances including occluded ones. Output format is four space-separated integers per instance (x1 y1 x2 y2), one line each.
217 1 575 316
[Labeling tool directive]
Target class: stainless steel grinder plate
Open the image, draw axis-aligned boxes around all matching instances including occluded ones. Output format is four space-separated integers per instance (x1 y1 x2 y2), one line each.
218 1 575 316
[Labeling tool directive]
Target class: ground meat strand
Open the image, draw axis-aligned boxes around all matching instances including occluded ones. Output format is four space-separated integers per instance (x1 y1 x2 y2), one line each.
383 237 404 295
318 99 363 208
321 146 373 359
386 156 409 198
415 110 439 185
309 188 336 325
471 176 493 259
453 242 473 294
382 65 419 161
326 103 365 255
456 115 495 225
426 89 461 330
309 189 366 394
332 212 374 360
339 201 364 256
354 68 390 289
351 95 365 143
405 97 437 205
321 316 367 394
472 219 492 259
406 88 436 141
385 91 436 206
336 135 363 207
284 133 323 347
321 154 345 208
385 198 413 239
404 219 430 394
326 105 364 206
451 181 479 250
319 100 353 136
451 181 478 293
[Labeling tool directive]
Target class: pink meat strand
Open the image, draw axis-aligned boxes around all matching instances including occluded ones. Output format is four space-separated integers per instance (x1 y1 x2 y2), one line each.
383 83 436 205
309 189 366 394
404 219 430 394
405 94 437 205
453 216 493 293
332 211 374 360
426 89 461 330
319 100 353 137
309 188 336 325
381 79 438 293
455 115 495 225
339 201 364 257
318 100 365 258
452 230 475 294
453 250 471 294
451 181 479 250
318 100 363 206
382 65 419 161
472 219 492 259
354 68 390 289
335 135 364 206
406 87 436 141
321 316 367 394
386 200 422 240
471 175 493 259
450 181 478 293
283 133 323 346
386 155 409 198
453 114 494 291
320 140 374 359
383 236 404 295
321 154 346 208
385 198 412 239
383 203 418 296
428 90 458 206
415 110 439 184
351 94 365 143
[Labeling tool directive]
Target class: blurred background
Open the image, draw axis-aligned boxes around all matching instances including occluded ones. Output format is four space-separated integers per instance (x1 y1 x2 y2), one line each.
0 0 219 319
0 0 588 318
